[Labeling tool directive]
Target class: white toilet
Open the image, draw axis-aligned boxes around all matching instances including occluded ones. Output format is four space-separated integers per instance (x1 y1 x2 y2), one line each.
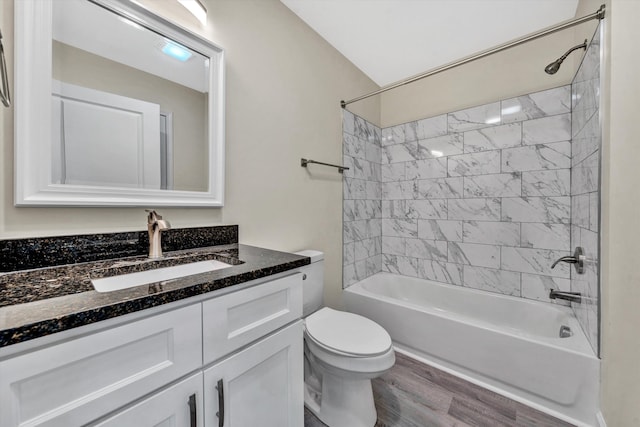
295 250 395 427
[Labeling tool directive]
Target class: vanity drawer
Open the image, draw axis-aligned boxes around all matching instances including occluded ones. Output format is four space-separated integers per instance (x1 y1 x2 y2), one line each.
0 304 202 427
202 273 303 364
90 372 204 427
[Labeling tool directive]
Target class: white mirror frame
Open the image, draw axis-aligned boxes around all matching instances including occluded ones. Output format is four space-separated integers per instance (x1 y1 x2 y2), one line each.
14 0 225 207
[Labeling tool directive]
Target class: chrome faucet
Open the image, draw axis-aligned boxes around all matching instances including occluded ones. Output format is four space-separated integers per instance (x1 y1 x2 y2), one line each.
147 210 171 258
549 289 582 304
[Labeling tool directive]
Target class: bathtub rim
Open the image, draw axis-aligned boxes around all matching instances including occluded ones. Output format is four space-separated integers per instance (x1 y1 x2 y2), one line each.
345 272 598 358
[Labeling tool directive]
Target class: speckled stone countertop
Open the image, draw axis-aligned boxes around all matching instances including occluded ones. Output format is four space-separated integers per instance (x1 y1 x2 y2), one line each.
0 244 309 348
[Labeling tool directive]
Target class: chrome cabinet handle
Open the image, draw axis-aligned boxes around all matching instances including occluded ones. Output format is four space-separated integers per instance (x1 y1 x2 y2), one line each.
188 393 197 427
551 247 585 274
216 379 225 427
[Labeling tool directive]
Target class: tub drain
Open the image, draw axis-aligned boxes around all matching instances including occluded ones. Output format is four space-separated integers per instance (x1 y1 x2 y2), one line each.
559 325 573 338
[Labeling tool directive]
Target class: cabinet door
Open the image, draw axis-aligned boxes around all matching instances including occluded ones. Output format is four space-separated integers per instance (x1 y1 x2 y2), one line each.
202 273 303 364
0 304 202 427
203 321 303 427
91 373 203 427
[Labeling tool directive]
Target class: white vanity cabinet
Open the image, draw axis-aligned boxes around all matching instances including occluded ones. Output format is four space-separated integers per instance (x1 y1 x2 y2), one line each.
202 272 303 364
0 304 202 427
92 373 204 427
0 272 304 427
203 322 303 427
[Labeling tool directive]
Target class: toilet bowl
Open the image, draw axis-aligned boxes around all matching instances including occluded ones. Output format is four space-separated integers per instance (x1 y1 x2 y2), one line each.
304 307 395 427
295 251 395 427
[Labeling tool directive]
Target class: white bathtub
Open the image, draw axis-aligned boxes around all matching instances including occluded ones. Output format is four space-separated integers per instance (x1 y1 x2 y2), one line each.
344 272 600 427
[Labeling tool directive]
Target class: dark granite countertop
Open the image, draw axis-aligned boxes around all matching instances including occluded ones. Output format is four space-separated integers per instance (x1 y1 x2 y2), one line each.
0 244 310 348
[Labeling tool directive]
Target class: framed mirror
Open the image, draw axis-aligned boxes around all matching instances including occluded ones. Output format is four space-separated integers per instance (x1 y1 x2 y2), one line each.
14 0 225 206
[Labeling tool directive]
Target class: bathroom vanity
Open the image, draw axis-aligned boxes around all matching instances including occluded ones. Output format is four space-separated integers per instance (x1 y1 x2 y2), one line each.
0 226 309 427
5 1 307 424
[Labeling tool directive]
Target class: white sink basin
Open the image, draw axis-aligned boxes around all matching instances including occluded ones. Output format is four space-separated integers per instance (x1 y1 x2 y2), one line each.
91 259 232 293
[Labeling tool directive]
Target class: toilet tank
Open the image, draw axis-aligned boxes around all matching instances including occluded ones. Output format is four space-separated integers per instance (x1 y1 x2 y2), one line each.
294 250 324 317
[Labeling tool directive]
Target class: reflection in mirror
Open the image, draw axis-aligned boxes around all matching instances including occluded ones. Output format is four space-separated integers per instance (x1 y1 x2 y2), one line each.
52 0 209 191
14 0 224 207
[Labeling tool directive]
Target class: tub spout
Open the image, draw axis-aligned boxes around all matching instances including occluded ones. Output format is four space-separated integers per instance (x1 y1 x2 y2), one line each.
549 289 582 304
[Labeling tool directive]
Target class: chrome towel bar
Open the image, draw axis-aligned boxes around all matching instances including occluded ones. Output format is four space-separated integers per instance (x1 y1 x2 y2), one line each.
301 158 349 174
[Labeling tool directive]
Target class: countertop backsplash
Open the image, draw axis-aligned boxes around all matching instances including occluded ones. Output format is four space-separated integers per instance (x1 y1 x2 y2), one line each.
0 225 238 272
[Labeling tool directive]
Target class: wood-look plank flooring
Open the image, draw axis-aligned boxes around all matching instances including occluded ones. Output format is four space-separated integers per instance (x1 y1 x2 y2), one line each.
304 352 575 427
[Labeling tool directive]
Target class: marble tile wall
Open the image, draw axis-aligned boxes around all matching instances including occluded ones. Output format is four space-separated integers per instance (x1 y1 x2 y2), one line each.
377 85 575 305
343 110 382 287
342 58 601 355
571 26 601 354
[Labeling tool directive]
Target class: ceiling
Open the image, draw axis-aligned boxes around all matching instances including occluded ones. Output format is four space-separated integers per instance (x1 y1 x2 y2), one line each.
54 0 209 93
280 0 579 87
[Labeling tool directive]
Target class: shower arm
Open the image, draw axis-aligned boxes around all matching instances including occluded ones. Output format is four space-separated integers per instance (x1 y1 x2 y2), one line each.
340 5 605 108
557 40 588 62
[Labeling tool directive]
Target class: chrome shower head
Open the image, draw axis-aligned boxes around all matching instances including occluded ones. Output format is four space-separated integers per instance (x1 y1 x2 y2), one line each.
544 59 563 75
544 39 588 75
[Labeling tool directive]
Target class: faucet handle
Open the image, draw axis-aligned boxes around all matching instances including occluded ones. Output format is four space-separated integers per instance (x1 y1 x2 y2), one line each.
146 209 163 223
550 256 577 269
551 247 585 274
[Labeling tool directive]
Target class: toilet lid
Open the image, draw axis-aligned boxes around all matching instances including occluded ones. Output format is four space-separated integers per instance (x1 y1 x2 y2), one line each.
305 307 392 356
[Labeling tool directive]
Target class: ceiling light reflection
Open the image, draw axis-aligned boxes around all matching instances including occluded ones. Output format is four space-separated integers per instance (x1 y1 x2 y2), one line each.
501 105 521 115
162 41 193 61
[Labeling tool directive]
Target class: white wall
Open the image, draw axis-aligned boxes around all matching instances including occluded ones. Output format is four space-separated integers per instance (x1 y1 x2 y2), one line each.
598 0 640 425
0 0 380 309
379 7 601 127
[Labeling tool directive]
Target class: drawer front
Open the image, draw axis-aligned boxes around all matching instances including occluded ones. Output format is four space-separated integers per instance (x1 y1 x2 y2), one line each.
91 373 204 427
202 273 303 364
0 304 202 427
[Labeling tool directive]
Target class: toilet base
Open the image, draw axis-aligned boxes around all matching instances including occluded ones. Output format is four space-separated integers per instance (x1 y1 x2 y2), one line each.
304 369 377 427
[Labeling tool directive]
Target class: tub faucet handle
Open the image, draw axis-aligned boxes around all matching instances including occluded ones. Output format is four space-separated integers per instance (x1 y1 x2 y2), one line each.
551 247 585 274
551 256 577 268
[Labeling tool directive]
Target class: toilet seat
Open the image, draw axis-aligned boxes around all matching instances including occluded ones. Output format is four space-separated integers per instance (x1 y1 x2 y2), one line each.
305 307 392 357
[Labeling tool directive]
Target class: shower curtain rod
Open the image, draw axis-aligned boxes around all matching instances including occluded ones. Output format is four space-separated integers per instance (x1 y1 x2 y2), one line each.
340 5 605 108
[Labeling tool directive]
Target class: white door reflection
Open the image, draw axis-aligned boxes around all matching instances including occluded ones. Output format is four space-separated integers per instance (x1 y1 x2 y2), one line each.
52 81 162 188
